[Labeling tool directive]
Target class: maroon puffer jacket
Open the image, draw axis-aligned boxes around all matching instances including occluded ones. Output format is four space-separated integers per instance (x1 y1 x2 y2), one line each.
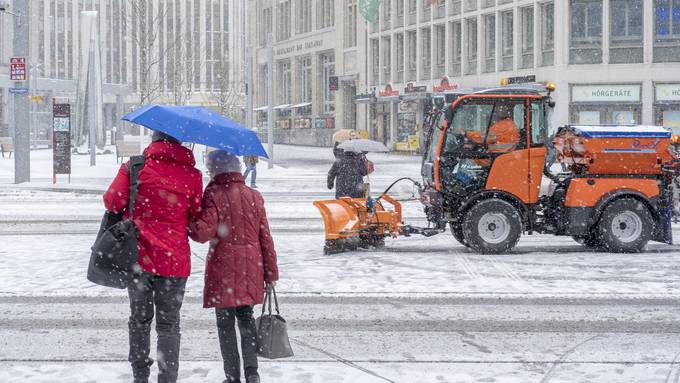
190 172 279 308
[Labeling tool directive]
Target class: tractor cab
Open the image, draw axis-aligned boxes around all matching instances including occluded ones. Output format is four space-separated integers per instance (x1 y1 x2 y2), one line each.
420 84 556 231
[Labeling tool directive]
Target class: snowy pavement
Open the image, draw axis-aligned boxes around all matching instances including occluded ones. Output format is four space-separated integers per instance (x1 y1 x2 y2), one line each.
2 145 680 382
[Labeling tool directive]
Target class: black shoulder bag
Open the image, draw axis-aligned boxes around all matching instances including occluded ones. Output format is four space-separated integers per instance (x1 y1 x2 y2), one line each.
87 155 145 289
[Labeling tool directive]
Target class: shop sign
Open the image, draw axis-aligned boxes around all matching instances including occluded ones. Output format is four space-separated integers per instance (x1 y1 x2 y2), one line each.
404 82 427 94
275 39 323 56
10 57 27 81
378 84 400 97
433 76 458 92
398 101 418 113
53 102 72 178
502 75 536 85
656 84 680 102
571 85 640 103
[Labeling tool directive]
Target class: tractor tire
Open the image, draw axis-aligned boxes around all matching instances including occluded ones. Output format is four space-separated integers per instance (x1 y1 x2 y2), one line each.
462 199 522 254
450 222 470 247
597 198 653 253
572 233 602 249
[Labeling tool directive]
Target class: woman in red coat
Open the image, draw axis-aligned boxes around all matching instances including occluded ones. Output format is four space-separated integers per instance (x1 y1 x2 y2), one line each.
190 150 279 383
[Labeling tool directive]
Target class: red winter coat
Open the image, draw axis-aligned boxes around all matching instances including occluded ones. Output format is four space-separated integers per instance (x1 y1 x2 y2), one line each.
189 173 279 309
103 141 203 278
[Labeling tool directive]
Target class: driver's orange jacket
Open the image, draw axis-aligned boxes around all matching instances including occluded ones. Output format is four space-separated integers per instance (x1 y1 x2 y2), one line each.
464 118 520 153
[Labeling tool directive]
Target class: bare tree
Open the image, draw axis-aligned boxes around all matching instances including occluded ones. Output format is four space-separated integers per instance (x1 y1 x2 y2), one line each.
125 0 168 105
168 24 199 106
208 66 245 122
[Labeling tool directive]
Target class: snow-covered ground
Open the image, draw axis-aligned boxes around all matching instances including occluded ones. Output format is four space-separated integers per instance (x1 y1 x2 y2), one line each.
2 145 680 382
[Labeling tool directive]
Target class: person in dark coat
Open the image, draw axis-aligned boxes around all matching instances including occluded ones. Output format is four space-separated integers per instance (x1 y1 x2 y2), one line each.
103 131 203 383
190 151 279 383
327 150 369 199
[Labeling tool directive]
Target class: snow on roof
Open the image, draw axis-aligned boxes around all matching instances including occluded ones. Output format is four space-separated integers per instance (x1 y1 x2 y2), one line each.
567 125 671 138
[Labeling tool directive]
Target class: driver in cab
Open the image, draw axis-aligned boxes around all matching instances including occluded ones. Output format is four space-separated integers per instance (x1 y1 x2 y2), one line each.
460 105 520 156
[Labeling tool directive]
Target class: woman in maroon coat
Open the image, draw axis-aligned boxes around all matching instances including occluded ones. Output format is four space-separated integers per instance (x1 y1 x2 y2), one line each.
190 150 278 383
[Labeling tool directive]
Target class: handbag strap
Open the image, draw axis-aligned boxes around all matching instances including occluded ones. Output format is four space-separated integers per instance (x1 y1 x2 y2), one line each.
260 286 280 315
127 155 145 219
271 286 280 314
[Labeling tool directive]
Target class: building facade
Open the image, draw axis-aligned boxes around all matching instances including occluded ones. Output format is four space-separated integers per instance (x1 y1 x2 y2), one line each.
366 0 680 151
248 0 367 146
0 0 245 142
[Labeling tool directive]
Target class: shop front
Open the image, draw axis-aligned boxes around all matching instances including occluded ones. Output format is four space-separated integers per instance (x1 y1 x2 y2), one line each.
655 83 680 132
373 84 400 147
396 82 429 152
570 84 642 125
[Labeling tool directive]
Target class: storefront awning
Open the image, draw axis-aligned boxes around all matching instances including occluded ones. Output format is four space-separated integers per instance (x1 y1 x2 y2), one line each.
253 106 268 111
354 97 376 104
273 104 292 110
290 102 312 108
401 93 430 101
376 96 401 103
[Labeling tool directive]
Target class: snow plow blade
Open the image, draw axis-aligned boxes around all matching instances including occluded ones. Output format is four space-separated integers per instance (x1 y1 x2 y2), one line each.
313 196 403 254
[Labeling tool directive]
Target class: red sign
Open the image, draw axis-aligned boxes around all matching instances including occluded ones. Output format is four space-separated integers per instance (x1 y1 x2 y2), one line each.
378 83 400 97
433 76 458 93
10 57 27 81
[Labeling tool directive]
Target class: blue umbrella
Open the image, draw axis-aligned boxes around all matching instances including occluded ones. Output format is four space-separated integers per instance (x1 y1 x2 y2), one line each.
122 105 268 158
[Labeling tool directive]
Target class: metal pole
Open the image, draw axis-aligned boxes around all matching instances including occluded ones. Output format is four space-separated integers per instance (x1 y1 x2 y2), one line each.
88 46 96 166
12 1 30 183
267 33 274 169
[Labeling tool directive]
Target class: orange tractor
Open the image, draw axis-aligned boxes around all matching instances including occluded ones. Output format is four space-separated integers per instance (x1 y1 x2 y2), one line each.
315 84 680 254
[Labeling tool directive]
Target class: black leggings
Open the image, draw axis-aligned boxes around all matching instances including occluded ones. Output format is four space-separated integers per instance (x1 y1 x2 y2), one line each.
216 305 258 382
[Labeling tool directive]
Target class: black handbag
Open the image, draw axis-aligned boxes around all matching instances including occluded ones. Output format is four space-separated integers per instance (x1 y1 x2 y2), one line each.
256 287 294 359
87 155 145 289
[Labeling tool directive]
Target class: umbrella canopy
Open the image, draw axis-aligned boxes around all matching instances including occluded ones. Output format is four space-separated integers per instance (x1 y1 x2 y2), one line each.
337 139 389 153
332 129 359 143
122 105 268 158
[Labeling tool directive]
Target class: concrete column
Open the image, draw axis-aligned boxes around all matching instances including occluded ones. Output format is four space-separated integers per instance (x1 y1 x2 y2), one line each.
476 14 482 75
533 0 540 68
13 0 31 183
513 5 520 71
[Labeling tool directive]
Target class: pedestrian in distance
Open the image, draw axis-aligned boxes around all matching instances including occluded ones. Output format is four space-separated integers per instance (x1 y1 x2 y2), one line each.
190 151 279 383
103 131 203 383
327 150 371 199
243 155 258 188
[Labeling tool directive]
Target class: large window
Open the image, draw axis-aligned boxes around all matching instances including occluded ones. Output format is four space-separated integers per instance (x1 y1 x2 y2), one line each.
570 0 603 64
277 1 291 41
345 0 357 47
450 21 462 76
654 0 680 62
382 0 392 30
396 0 404 27
299 56 312 102
407 30 417 81
466 18 478 75
541 2 554 66
435 24 446 77
501 11 513 71
520 7 534 69
483 14 496 73
421 27 432 79
371 39 380 85
320 53 335 114
297 0 312 34
396 33 404 80
279 61 292 104
610 0 643 63
317 0 335 29
261 7 273 46
382 37 392 80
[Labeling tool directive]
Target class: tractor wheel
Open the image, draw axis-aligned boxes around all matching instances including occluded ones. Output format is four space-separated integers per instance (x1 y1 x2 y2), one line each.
450 222 470 247
572 233 602 249
462 199 522 254
597 198 653 253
